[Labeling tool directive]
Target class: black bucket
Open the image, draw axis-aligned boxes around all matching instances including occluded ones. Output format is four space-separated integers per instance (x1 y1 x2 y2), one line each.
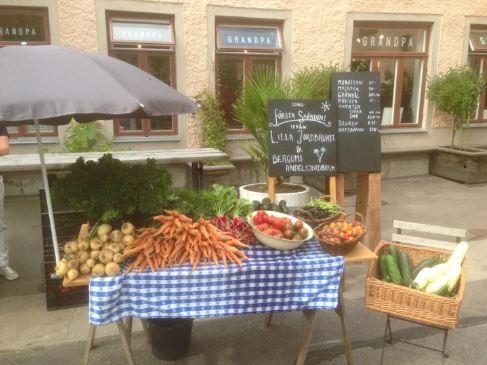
148 318 194 361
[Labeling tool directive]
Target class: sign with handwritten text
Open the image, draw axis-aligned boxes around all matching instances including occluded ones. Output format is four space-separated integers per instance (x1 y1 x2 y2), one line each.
331 72 381 172
267 100 337 177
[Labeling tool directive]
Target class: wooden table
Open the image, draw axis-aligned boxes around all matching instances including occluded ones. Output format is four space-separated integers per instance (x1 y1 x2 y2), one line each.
82 242 376 365
0 148 228 190
291 242 377 365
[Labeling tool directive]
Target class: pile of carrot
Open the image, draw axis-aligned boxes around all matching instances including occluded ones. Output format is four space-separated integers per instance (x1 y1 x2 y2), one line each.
122 210 250 273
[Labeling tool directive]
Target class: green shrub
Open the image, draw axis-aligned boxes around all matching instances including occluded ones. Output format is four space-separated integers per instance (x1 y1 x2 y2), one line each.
63 120 111 152
427 66 485 148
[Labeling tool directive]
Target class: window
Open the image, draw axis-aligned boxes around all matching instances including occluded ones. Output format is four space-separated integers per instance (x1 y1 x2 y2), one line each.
215 20 282 131
0 6 56 137
107 12 177 136
468 26 487 122
351 22 430 128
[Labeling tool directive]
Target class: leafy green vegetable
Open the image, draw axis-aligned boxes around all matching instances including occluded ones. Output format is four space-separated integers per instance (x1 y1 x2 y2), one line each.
306 198 341 215
169 184 252 220
51 154 172 222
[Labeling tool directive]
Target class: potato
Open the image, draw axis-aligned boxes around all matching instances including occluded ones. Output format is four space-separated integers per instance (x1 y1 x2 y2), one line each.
85 258 96 268
67 254 76 261
105 262 120 277
78 239 89 251
77 251 89 264
113 252 123 264
110 230 123 243
67 240 79 254
67 259 78 270
122 235 134 246
121 222 134 236
89 238 103 251
67 269 79 280
97 223 112 237
79 263 91 275
99 248 114 264
90 250 100 261
99 233 110 243
92 263 105 277
108 242 123 253
55 260 69 277
64 243 73 255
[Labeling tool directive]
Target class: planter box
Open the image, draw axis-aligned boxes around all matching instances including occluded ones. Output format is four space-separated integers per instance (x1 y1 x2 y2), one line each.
429 147 487 184
239 183 311 208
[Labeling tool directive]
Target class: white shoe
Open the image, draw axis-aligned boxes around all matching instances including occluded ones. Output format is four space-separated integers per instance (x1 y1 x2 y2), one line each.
0 266 19 280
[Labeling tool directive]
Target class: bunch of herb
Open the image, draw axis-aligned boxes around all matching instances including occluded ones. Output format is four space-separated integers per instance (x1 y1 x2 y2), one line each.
51 154 172 222
303 198 341 219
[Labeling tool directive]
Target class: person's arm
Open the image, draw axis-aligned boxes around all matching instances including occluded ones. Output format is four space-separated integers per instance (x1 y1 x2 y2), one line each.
0 136 10 156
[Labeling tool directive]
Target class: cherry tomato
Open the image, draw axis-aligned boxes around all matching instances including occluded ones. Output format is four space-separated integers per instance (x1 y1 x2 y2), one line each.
298 227 308 238
256 223 270 232
282 218 292 225
252 215 263 225
294 220 304 230
257 210 266 216
283 229 294 239
272 217 285 230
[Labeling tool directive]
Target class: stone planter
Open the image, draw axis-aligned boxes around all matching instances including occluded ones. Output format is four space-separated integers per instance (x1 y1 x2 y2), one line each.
429 147 487 184
239 183 311 208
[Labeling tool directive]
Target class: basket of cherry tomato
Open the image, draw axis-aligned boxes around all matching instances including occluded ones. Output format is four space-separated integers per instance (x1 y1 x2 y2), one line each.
314 213 367 255
249 210 313 251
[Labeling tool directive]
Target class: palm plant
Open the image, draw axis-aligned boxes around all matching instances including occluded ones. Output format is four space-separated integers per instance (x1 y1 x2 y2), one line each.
233 64 342 177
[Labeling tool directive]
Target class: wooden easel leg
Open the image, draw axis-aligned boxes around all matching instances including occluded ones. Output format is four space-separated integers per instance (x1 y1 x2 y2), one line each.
117 320 136 365
295 310 318 365
124 317 133 347
265 313 273 327
367 173 381 250
82 324 97 365
267 176 276 203
329 174 345 206
355 172 369 221
141 319 151 345
335 276 353 365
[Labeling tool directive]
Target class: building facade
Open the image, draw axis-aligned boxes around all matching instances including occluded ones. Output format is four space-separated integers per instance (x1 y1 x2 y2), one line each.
1 0 487 185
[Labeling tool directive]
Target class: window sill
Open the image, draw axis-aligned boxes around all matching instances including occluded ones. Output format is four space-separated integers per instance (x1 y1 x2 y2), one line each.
225 133 255 141
113 135 180 143
464 123 487 128
10 137 59 145
381 127 426 134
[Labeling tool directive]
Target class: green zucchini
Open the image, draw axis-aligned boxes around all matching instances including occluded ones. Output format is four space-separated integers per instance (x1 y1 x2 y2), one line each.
411 255 443 279
379 255 391 282
399 251 413 287
385 254 402 285
387 245 399 263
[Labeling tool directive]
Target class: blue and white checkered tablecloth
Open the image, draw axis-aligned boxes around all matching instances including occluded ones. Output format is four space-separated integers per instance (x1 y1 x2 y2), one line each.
89 240 344 325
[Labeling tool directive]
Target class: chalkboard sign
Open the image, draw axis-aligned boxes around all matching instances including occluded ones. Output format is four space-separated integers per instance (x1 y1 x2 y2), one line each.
267 100 337 177
331 72 381 172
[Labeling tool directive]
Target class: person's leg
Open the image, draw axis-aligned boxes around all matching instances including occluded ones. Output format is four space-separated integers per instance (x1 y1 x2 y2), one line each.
0 176 19 280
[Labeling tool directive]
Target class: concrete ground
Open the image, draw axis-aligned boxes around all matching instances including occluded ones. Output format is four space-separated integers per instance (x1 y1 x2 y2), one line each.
0 175 486 364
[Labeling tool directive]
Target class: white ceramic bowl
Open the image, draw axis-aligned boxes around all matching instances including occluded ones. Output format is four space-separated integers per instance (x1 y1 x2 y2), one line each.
248 211 313 251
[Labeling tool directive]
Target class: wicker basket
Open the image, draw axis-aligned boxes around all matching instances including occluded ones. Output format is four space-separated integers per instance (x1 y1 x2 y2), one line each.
314 212 366 256
292 195 343 228
366 241 466 329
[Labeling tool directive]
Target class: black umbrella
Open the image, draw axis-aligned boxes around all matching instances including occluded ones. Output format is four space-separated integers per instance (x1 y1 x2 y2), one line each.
0 45 197 263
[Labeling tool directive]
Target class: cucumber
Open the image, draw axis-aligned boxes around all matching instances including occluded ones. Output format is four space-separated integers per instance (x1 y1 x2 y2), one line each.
411 255 443 279
379 255 391 282
385 254 402 285
399 252 413 287
388 245 399 263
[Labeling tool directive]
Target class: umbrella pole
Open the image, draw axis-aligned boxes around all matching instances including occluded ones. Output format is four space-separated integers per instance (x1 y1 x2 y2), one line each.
34 119 60 264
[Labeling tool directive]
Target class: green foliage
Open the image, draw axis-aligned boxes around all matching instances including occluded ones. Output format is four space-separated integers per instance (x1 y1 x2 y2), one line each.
169 184 252 220
233 64 344 176
63 120 111 152
51 154 172 222
427 66 485 148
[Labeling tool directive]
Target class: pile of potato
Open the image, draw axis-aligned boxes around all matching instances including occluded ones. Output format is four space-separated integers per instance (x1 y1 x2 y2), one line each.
55 222 135 280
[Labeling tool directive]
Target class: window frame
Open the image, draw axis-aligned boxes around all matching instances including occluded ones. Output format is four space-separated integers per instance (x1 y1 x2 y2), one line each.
0 6 56 138
351 21 431 129
215 18 283 133
468 25 487 123
106 11 178 137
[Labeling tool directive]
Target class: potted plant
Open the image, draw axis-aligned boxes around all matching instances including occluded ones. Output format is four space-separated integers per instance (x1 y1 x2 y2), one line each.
197 91 234 176
427 66 486 183
233 65 342 206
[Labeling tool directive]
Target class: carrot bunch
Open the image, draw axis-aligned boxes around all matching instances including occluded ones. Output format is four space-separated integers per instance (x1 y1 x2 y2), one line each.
122 210 250 273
